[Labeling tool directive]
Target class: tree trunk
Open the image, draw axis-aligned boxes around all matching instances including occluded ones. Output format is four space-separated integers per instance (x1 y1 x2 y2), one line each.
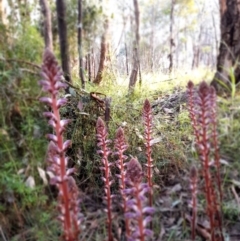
169 0 175 73
211 12 219 61
92 48 96 80
56 0 71 84
129 0 140 91
0 0 7 25
125 42 129 75
78 0 85 88
39 0 53 50
192 25 202 69
211 0 240 91
93 18 109 84
88 51 91 82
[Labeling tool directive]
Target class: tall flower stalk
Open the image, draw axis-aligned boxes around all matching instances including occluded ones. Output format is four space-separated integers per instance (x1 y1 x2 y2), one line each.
187 81 224 241
124 158 154 241
39 49 80 241
143 99 154 208
96 117 113 241
114 127 130 237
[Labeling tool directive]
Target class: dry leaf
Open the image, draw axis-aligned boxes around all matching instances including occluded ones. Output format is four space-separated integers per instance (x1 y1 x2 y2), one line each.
232 180 240 187
150 137 162 145
25 176 35 189
163 108 174 114
17 168 25 175
167 183 182 194
37 167 48 185
77 101 83 111
220 158 230 166
46 171 55 179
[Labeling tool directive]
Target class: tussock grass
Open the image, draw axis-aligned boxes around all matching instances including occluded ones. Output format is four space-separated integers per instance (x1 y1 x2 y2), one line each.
68 67 214 190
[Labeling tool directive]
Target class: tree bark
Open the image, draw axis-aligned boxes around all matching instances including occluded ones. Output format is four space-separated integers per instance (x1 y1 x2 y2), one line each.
211 12 219 61
192 25 202 69
93 18 109 84
56 0 71 84
92 48 96 80
39 0 53 50
88 51 91 82
169 0 175 73
129 0 140 91
78 0 85 88
0 0 7 25
125 42 129 75
211 0 240 91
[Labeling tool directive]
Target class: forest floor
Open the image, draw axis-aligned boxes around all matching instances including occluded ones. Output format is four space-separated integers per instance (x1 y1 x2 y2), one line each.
1 68 240 240
64 69 240 240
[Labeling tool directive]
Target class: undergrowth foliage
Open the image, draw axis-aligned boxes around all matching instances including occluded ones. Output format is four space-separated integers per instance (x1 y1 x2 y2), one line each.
39 49 225 241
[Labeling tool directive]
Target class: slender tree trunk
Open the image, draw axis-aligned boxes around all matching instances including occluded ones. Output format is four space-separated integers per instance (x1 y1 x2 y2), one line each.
0 0 7 25
93 18 109 84
92 48 96 80
169 0 175 73
125 42 129 75
129 0 140 91
88 51 91 82
78 0 85 88
150 27 154 72
192 26 202 69
85 55 88 72
56 0 71 84
211 12 219 60
39 0 53 50
138 60 142 86
211 0 240 91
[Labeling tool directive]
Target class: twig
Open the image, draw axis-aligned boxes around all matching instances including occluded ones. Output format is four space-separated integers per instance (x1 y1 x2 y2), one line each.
2 58 41 69
0 225 8 241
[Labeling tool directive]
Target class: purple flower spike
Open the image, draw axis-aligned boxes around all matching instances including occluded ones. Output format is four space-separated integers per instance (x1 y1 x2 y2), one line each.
114 127 131 237
96 117 114 241
39 48 81 241
143 99 154 212
124 158 154 241
187 81 224 241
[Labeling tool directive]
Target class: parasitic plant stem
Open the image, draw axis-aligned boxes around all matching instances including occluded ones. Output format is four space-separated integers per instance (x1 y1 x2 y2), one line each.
124 158 154 241
114 127 130 237
143 99 154 209
187 81 224 241
39 49 80 241
96 117 113 241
